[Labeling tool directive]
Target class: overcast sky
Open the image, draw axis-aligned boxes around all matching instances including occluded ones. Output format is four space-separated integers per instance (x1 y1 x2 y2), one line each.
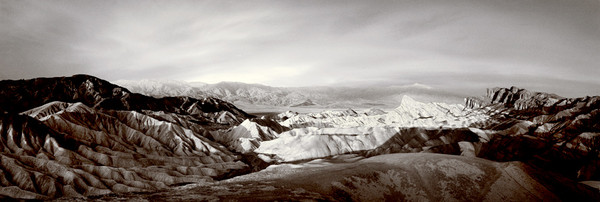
1 0 599 97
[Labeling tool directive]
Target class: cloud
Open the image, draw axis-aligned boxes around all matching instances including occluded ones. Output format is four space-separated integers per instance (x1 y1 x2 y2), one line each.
0 0 599 97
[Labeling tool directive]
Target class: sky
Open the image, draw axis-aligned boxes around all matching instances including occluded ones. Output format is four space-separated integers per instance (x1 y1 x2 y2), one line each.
1 0 599 97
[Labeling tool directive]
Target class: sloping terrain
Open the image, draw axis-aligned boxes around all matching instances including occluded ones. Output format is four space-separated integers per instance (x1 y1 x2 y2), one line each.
254 127 481 162
97 153 599 201
1 75 599 200
251 96 488 162
0 112 248 199
0 75 255 199
278 95 489 128
0 75 251 126
467 87 600 181
208 119 283 153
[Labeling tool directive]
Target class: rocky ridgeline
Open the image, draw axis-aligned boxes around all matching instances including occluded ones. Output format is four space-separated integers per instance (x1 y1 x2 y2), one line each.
0 75 599 200
464 87 600 181
268 89 600 183
0 101 255 200
254 127 484 162
279 96 489 129
465 86 563 110
251 96 493 163
209 119 283 153
0 75 259 199
0 75 251 126
487 95 600 179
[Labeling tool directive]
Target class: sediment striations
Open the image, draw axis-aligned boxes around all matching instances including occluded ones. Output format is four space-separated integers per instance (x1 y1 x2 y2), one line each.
0 75 599 201
279 95 489 129
254 127 482 162
466 87 600 181
0 75 251 126
0 102 249 199
465 86 563 110
0 75 255 199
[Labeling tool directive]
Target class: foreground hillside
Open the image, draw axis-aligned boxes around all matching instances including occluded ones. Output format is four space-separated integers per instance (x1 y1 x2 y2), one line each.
0 75 598 200
467 87 600 181
98 153 590 201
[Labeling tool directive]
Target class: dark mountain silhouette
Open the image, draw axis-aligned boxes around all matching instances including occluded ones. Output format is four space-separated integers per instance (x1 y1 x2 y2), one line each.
0 74 252 126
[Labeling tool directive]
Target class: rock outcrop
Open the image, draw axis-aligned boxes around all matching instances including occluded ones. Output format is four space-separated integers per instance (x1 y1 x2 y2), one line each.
209 119 282 153
254 127 482 162
0 75 251 126
470 89 600 181
0 75 257 199
2 75 600 201
0 111 248 199
279 96 489 128
465 86 563 110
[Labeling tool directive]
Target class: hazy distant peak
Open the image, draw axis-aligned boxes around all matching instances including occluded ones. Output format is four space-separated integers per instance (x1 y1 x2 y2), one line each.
114 79 465 109
188 81 208 87
388 83 433 90
206 81 275 89
113 79 207 98
114 79 193 86
410 83 433 89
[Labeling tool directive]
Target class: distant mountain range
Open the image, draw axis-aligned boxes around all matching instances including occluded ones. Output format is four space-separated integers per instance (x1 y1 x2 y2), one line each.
114 80 467 109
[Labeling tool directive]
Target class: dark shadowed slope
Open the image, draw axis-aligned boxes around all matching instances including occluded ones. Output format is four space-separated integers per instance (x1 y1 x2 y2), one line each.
100 153 600 201
0 103 249 200
0 75 260 199
0 75 251 126
467 87 600 181
465 86 564 110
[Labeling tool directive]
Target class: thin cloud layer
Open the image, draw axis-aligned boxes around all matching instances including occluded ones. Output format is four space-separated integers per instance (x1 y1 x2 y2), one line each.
0 0 599 97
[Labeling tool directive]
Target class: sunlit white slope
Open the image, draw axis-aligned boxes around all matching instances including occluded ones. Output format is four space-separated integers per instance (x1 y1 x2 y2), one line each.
210 119 280 153
8 101 247 199
279 95 488 128
255 126 482 162
254 127 399 162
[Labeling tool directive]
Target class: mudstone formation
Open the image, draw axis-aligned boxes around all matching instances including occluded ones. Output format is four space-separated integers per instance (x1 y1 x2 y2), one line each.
0 75 598 201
